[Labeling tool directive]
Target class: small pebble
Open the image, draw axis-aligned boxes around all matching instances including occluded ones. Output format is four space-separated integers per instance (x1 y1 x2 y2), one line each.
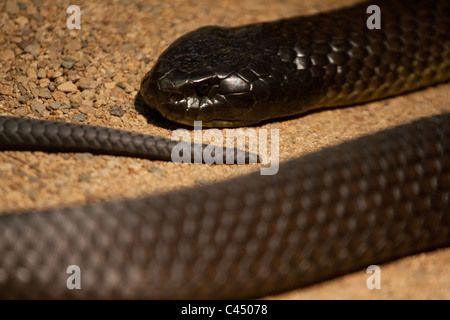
65 39 81 51
194 178 210 185
73 113 87 122
49 60 61 70
15 106 28 115
52 90 66 100
67 70 80 82
37 68 46 78
78 173 91 182
110 106 125 117
73 153 93 160
148 166 166 177
0 85 13 95
57 81 77 92
17 2 27 10
61 60 75 69
18 95 30 104
39 78 50 88
28 175 39 182
5 0 20 14
49 101 61 110
104 82 116 89
0 49 15 61
24 44 40 56
27 67 37 78
110 86 125 99
78 77 98 90
38 88 52 98
30 101 46 115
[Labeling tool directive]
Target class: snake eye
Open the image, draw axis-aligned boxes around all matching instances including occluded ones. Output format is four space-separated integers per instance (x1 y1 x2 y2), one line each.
196 83 211 96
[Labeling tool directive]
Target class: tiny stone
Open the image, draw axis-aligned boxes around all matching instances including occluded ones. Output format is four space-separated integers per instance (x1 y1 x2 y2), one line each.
73 113 87 122
50 59 61 70
37 68 46 78
17 82 27 94
0 163 13 172
78 77 98 90
0 85 13 95
54 77 65 86
110 86 125 99
0 49 15 61
18 2 27 10
117 82 126 89
15 106 28 115
24 44 40 56
61 60 75 69
37 60 48 69
147 166 166 176
68 94 83 105
38 88 52 98
104 82 116 89
194 178 210 185
28 177 39 186
81 89 95 99
53 70 63 78
30 101 46 115
19 39 32 50
17 16 29 28
57 81 77 92
78 102 96 115
52 90 66 100
78 173 91 182
63 55 77 62
46 69 54 78
39 78 50 88
5 0 20 14
67 70 80 82
110 106 125 117
65 39 81 51
49 101 61 110
31 13 44 22
73 153 93 160
31 88 39 98
27 67 37 78
135 51 143 60
86 66 97 74
124 84 134 93
18 95 30 104
32 13 43 22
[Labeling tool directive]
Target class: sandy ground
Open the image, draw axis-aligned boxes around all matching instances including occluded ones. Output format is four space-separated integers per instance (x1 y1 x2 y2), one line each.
0 0 449 299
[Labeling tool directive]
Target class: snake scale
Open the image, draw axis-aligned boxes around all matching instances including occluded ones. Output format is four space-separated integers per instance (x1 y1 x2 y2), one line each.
0 0 449 299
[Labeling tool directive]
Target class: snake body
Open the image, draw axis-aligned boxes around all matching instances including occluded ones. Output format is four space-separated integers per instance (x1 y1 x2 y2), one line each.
0 0 450 299
140 0 450 127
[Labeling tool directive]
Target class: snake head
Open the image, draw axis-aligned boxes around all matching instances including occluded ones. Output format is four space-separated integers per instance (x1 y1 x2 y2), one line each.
140 25 281 127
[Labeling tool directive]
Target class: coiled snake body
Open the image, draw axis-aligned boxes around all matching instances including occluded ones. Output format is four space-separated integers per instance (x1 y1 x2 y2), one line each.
0 0 449 299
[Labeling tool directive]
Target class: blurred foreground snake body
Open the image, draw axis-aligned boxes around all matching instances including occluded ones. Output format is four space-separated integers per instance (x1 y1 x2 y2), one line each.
0 0 449 299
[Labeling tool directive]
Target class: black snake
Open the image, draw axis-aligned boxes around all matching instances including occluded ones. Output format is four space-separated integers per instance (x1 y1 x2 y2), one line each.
0 0 449 299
